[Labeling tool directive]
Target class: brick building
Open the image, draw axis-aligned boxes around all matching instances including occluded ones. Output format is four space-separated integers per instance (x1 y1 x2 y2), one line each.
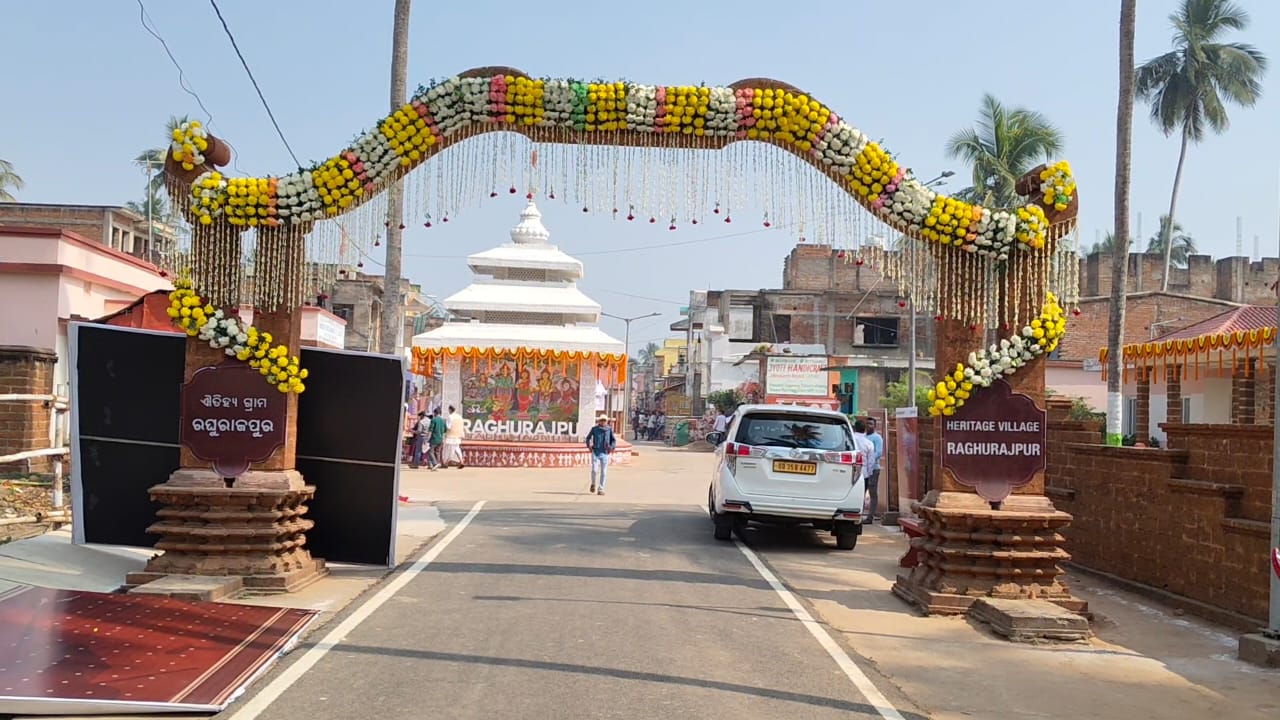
688 243 933 414
0 202 178 266
1080 251 1279 305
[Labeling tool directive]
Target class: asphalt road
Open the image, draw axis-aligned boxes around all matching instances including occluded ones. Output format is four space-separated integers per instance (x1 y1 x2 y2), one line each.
223 503 914 720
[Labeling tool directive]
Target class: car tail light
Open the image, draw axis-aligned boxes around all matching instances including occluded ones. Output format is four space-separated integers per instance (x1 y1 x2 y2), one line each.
822 451 860 465
724 442 765 458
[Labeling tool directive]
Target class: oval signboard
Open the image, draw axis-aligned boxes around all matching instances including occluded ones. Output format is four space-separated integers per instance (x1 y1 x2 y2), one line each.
940 378 1047 503
180 362 287 478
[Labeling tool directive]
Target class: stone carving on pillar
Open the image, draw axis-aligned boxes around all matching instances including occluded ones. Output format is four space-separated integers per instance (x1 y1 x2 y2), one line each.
886 166 1087 624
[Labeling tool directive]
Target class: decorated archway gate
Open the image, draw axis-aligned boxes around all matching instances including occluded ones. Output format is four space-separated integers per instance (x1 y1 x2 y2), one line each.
157 66 1083 614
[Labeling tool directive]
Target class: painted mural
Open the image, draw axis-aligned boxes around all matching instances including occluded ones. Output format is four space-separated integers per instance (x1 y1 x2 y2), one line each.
460 357 581 438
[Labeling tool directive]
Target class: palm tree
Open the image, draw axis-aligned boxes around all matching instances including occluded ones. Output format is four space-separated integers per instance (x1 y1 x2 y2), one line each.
1089 232 1119 257
0 158 25 202
1144 215 1197 267
638 342 661 367
1136 0 1268 291
945 94 1065 208
378 0 412 355
134 115 191 195
1107 0 1138 447
125 189 170 224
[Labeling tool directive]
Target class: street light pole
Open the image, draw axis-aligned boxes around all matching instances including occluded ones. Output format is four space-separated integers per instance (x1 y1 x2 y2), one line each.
905 170 954 407
603 311 661 438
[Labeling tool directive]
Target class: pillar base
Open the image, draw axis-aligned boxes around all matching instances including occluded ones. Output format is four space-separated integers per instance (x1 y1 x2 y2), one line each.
127 468 328 595
891 491 1087 620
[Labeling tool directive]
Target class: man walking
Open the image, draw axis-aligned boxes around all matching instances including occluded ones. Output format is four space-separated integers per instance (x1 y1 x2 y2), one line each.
442 404 466 469
409 411 428 468
852 419 877 522
427 408 447 470
586 413 616 495
865 417 884 523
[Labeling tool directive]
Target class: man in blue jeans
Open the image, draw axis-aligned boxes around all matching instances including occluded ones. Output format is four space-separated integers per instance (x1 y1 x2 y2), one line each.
586 414 616 495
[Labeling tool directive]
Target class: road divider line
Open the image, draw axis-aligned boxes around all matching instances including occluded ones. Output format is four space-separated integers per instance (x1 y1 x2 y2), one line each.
709 506 904 720
227 500 486 720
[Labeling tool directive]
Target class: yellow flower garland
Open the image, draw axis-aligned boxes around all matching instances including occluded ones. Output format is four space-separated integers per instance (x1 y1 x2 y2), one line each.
927 293 1066 416
166 278 308 394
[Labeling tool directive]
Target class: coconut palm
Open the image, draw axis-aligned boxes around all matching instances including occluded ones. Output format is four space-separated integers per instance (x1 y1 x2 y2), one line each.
0 158 25 202
1136 0 1268 290
1106 0 1138 447
1144 215 1197 267
134 115 191 194
125 189 170 224
1089 232 1119 257
945 94 1065 208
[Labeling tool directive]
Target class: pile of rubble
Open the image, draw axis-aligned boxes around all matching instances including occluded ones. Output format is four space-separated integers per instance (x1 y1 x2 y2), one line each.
1 477 68 543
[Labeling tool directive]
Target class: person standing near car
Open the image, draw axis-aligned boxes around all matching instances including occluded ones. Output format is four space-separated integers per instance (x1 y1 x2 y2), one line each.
586 414 616 495
851 419 876 520
864 417 884 523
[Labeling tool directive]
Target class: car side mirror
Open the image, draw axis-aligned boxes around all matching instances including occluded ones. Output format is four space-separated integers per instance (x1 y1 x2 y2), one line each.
705 431 723 446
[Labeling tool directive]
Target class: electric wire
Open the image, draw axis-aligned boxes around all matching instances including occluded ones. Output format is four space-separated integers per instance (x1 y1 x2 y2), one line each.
208 0 301 168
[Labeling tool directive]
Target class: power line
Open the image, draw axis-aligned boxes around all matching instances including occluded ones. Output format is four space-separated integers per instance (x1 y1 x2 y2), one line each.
137 0 216 124
208 0 301 167
588 288 686 305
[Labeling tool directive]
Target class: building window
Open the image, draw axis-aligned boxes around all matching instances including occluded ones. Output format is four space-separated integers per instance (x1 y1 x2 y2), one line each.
1181 397 1192 422
771 314 792 343
853 317 899 347
331 303 355 323
1123 397 1137 437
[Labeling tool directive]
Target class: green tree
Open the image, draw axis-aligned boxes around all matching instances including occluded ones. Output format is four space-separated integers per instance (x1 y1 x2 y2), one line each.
1144 215 1197 267
637 342 661 366
880 375 932 415
945 94 1065 207
0 158 25 202
133 115 191 195
706 389 744 415
125 189 170 224
1089 231 1119 257
1136 0 1267 291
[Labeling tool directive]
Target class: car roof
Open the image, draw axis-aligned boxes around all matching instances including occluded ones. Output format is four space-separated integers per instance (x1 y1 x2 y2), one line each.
733 403 849 421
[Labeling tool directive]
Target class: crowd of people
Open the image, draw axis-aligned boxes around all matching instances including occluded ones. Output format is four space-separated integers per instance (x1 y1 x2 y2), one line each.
631 409 667 441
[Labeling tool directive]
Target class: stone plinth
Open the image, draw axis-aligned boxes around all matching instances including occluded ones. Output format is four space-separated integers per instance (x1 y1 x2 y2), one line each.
892 491 1085 616
970 597 1090 642
126 469 327 594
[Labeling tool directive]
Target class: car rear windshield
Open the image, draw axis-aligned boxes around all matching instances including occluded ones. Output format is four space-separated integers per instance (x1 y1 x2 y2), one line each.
733 412 853 451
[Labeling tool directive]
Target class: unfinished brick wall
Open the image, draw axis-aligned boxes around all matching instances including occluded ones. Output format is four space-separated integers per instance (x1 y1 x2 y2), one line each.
0 345 58 474
1047 421 1273 624
1058 294 1236 363
1082 252 1279 305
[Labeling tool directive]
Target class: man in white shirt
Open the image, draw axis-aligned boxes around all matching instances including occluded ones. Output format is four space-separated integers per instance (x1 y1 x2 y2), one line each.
442 404 466 469
851 419 876 519
712 410 729 445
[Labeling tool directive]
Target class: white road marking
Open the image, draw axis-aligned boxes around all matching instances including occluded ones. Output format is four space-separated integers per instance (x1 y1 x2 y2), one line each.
227 501 485 720
707 507 905 719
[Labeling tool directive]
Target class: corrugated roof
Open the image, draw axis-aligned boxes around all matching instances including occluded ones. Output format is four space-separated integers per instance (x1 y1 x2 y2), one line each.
1153 305 1277 342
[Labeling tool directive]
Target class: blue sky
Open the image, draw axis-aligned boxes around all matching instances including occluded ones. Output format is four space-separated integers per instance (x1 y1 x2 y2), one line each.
3 1 1278 351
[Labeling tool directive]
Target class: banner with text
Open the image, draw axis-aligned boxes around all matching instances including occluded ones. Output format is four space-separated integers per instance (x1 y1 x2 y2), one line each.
765 356 830 397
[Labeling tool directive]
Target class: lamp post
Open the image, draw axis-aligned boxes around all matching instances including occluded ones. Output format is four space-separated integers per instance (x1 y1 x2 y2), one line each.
905 170 955 407
603 311 661 438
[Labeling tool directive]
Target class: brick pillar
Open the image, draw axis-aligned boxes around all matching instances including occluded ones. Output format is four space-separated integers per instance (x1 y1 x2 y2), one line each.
1135 367 1151 442
0 345 58 474
1230 359 1257 424
1256 361 1274 425
1165 364 1183 424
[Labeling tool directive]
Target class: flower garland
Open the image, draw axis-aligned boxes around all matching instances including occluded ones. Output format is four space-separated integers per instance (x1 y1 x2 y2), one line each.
166 278 308 394
174 74 1074 258
927 293 1066 416
170 120 208 171
1039 161 1076 212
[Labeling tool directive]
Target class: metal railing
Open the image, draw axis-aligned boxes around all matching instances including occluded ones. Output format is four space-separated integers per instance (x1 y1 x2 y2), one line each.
0 393 69 515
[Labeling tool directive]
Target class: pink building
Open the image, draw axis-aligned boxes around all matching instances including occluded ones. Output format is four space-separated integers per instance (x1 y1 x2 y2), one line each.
0 224 170 470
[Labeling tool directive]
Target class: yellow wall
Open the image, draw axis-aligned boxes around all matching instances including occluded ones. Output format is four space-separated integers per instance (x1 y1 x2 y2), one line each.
653 338 687 377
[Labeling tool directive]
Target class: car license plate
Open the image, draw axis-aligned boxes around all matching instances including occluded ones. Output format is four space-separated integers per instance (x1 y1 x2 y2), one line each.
773 460 817 475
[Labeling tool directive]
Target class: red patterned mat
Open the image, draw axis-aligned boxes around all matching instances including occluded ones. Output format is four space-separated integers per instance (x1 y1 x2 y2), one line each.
0 584 316 715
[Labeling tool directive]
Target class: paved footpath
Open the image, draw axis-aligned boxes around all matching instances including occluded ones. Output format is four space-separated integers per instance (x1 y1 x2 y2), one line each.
220 501 920 720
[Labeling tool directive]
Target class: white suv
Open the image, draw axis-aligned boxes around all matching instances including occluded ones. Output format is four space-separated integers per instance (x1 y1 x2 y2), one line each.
706 405 865 550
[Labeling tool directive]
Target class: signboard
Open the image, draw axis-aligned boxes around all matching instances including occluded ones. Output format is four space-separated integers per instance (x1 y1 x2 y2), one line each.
765 395 839 411
765 356 829 397
894 406 921 513
460 355 580 439
1082 358 1103 373
940 379 1046 502
180 363 287 478
315 313 346 349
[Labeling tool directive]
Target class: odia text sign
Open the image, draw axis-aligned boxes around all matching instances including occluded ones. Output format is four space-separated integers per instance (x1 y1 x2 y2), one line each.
180 362 287 478
940 378 1046 502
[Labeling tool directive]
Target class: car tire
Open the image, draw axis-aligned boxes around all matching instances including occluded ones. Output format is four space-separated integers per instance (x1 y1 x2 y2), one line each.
834 524 860 550
713 514 734 541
